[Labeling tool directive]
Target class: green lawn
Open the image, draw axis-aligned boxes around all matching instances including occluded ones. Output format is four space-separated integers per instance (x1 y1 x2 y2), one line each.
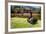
11 17 41 29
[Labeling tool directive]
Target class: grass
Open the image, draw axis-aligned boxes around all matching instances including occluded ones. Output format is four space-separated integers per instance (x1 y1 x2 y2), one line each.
11 17 41 29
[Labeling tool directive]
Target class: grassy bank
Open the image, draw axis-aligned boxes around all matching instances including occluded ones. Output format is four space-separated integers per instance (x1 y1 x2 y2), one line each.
11 17 41 29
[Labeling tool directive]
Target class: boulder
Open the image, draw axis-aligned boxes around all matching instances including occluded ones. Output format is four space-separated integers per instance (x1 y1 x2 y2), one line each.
27 17 37 25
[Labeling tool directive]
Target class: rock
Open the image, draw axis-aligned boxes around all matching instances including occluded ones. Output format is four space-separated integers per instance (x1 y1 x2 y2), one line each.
27 17 37 25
